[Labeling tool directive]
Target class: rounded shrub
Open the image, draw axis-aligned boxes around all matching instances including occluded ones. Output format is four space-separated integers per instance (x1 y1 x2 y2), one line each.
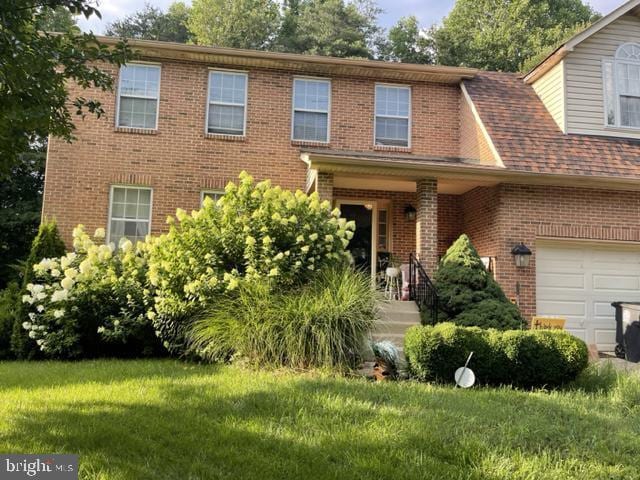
147 171 355 354
404 323 588 388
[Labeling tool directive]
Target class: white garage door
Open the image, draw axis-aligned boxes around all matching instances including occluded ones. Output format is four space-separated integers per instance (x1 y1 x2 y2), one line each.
536 241 640 350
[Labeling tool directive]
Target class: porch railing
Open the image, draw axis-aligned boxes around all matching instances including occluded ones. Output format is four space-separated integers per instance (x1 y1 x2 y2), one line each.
409 253 439 322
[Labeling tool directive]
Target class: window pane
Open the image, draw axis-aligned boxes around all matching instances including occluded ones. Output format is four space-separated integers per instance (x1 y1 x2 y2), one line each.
375 117 409 146
293 111 328 142
210 72 246 105
109 187 152 244
113 188 126 203
376 85 410 117
208 104 245 135
110 220 125 246
118 97 157 129
620 95 640 127
294 79 329 111
603 60 616 126
120 65 159 98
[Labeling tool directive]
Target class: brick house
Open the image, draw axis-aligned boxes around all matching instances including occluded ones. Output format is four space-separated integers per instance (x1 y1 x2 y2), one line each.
43 0 640 350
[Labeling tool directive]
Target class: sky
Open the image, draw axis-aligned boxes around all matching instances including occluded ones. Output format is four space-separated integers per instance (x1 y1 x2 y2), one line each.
77 0 624 34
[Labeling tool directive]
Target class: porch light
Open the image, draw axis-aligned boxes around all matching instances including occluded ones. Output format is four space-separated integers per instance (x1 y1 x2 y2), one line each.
404 205 417 221
511 243 532 268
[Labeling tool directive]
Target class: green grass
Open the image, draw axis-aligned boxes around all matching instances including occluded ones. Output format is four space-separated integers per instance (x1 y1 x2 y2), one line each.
0 360 639 479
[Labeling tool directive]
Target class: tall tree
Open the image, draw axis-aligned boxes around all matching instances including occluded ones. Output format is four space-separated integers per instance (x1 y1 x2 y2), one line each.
378 16 433 64
188 0 281 49
36 5 79 33
106 2 191 43
0 143 45 288
432 0 599 72
276 0 382 58
0 0 131 175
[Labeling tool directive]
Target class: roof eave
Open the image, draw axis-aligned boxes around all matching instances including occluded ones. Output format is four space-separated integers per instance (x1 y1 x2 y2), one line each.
96 36 478 83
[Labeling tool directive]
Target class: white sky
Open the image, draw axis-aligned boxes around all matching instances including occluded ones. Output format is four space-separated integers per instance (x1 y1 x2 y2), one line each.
77 0 625 34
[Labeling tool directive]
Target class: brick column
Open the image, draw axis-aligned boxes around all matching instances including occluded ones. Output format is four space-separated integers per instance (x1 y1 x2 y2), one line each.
316 172 334 203
416 178 438 274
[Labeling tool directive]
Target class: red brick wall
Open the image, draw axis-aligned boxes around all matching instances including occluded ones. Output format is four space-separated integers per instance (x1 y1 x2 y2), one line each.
438 194 463 257
43 58 462 245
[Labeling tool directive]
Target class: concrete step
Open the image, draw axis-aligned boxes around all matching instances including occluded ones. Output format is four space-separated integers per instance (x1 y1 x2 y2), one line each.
373 321 419 336
379 300 419 314
370 333 406 352
380 311 421 324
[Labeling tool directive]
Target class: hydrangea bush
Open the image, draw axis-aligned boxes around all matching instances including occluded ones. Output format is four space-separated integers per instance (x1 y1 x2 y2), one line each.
21 226 162 359
147 171 355 353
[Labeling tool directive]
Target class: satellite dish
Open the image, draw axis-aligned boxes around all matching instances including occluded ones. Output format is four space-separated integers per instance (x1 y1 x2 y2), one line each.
454 352 476 388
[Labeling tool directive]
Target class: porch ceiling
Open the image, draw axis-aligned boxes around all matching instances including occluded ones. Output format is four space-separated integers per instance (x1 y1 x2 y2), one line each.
333 174 497 194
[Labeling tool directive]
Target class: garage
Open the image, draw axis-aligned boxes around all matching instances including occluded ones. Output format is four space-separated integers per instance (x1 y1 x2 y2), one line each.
536 241 640 350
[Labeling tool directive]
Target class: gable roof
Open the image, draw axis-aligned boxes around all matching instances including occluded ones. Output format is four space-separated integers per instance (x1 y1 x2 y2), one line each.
524 0 640 83
464 72 640 179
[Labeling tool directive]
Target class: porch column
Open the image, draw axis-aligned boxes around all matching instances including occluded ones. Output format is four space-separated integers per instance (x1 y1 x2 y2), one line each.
316 172 334 202
416 178 438 274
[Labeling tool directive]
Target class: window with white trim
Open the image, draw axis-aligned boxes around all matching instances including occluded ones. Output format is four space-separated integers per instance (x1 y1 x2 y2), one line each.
108 186 152 245
200 190 224 206
207 71 247 136
375 84 410 146
377 208 389 251
117 64 160 129
604 43 640 128
292 78 330 142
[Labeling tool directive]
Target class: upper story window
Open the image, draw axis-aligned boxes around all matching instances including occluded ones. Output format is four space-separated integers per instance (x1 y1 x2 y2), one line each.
375 84 411 147
604 43 640 128
108 186 152 246
292 78 330 142
207 70 247 136
117 64 160 130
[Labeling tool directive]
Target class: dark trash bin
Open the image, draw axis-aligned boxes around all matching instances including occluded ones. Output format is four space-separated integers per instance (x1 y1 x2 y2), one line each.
611 302 640 363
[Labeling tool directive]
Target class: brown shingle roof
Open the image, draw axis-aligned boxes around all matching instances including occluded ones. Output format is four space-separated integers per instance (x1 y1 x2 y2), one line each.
464 71 640 178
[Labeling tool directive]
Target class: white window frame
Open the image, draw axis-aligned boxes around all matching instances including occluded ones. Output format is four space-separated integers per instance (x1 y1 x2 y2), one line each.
115 62 161 130
200 189 225 207
107 185 153 245
205 69 248 137
291 76 331 143
603 43 640 130
374 83 412 148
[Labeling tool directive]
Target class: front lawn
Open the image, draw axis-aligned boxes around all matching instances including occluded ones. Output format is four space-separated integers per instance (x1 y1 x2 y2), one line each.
0 360 638 480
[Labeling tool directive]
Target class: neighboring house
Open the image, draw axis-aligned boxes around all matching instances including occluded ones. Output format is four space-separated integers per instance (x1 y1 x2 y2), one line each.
43 0 640 350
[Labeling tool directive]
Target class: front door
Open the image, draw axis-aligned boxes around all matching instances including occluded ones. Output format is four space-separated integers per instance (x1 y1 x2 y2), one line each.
338 202 375 275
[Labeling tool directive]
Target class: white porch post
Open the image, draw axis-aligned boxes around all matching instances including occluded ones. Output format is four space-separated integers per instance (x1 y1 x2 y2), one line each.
416 178 438 274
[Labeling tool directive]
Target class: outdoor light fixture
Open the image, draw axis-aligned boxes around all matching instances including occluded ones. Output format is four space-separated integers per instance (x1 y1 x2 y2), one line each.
511 243 532 268
404 205 417 221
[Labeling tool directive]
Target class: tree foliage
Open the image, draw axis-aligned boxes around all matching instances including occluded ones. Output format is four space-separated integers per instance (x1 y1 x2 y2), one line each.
0 144 45 288
432 0 599 72
276 0 382 58
433 234 523 330
106 2 191 43
0 0 131 175
378 15 433 64
188 0 281 49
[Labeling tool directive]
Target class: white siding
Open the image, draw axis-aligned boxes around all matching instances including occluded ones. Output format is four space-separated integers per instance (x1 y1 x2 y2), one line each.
565 14 640 138
532 61 566 132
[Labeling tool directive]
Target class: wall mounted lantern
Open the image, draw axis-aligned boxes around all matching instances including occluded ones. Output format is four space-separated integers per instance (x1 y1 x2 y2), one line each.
511 243 532 268
404 205 417 221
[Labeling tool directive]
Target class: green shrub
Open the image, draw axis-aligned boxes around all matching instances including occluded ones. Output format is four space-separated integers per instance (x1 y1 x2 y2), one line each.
149 172 354 354
0 283 20 359
11 219 67 359
188 267 378 369
404 323 588 388
433 234 523 330
19 226 163 359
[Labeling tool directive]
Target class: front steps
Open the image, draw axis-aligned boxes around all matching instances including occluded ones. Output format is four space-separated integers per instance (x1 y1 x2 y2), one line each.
371 300 422 354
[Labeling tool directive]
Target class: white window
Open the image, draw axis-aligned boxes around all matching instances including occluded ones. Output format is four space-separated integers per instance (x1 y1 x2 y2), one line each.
207 70 247 136
117 64 160 129
292 78 330 142
108 186 152 245
603 43 640 128
377 208 389 251
200 190 224 206
375 84 411 147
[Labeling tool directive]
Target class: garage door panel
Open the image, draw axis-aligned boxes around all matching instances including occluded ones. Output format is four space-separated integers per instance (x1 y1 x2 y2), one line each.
593 274 640 291
537 242 640 350
537 272 585 289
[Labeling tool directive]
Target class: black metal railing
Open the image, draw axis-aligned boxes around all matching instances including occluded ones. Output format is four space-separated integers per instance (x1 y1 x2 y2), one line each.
409 253 438 322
